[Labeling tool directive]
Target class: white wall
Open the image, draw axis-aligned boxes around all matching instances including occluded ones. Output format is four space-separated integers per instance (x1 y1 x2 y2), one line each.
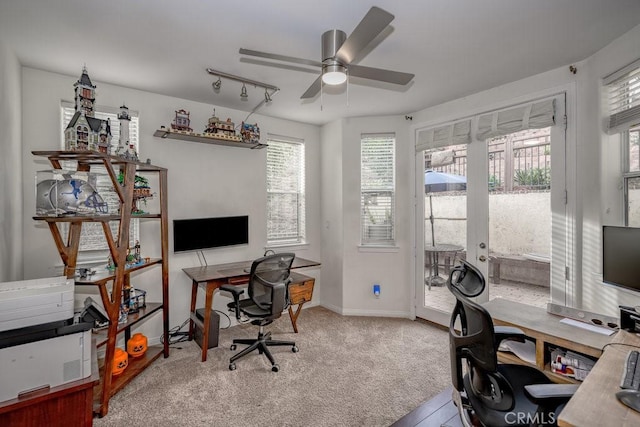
320 115 413 318
0 41 22 282
21 67 321 338
320 120 344 311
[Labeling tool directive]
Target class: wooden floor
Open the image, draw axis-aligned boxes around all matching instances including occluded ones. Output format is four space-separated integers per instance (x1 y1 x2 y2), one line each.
391 387 464 427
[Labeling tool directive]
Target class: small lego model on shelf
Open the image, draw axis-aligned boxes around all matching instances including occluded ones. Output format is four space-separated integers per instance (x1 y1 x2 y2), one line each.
203 110 242 142
171 109 193 133
240 122 260 144
116 171 152 214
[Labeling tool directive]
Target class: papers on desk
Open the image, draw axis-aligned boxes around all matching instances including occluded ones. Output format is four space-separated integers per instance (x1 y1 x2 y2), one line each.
559 317 616 336
498 338 536 365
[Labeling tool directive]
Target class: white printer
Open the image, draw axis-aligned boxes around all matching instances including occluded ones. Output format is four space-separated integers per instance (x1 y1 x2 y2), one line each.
0 276 74 331
0 276 93 403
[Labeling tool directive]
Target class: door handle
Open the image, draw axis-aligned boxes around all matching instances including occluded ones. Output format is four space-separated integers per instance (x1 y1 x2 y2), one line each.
479 243 486 249
479 255 487 262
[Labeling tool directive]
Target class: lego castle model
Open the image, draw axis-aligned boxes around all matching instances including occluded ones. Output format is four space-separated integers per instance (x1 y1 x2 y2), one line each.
64 67 136 159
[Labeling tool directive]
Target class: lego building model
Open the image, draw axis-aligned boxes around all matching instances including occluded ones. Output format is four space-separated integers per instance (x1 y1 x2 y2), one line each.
64 67 112 152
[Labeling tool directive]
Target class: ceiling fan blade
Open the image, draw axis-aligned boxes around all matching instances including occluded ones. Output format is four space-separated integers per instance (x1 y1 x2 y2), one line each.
301 76 322 99
335 6 394 64
239 48 322 68
348 64 414 85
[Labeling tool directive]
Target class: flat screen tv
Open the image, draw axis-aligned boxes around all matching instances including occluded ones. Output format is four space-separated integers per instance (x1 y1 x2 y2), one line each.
602 225 640 294
173 215 248 252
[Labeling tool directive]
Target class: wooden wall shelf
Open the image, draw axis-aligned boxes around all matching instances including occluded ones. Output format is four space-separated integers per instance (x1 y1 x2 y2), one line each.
153 129 267 149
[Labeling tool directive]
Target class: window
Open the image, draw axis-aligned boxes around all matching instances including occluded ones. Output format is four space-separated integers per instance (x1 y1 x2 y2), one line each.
624 125 640 226
605 59 640 226
60 102 140 251
266 136 305 245
361 133 395 245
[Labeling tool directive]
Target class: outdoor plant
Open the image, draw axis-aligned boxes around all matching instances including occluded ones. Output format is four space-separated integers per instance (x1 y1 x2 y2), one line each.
514 167 551 188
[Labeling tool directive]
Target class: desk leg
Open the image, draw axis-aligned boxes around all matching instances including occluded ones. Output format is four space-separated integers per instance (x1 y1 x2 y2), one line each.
188 280 198 341
199 283 216 362
288 303 305 333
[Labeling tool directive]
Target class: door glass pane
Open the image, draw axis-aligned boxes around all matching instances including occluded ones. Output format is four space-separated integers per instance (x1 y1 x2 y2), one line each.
487 128 551 308
422 144 467 313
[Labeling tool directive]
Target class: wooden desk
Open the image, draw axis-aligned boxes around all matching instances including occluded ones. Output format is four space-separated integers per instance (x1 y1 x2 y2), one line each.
182 257 320 361
484 299 611 384
558 331 640 426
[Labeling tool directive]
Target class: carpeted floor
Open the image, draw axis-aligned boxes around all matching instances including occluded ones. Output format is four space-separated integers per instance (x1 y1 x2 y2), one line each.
94 306 450 427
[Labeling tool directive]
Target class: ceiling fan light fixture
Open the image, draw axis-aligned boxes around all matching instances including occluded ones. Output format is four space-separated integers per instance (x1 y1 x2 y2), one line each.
322 64 347 85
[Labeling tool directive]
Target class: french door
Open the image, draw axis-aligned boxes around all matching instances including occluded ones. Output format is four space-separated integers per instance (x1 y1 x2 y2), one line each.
414 94 568 325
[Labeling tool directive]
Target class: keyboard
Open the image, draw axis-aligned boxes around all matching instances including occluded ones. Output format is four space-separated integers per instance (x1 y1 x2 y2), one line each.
621 350 640 390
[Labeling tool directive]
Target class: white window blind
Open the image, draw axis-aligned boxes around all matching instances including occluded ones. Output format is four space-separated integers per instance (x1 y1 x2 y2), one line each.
267 136 306 244
415 119 471 152
604 58 640 134
60 102 140 251
361 133 395 245
476 99 555 141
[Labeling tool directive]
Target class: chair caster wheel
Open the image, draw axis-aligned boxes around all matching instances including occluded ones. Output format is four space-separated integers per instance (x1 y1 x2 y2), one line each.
272 364 279 372
229 363 236 371
230 344 237 351
292 346 299 353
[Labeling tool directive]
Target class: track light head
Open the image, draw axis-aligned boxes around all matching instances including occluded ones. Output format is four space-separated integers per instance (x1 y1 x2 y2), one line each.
240 83 248 100
264 89 272 103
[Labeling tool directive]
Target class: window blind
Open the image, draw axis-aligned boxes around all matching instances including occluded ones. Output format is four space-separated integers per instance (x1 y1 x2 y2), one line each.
266 136 306 244
361 133 395 245
415 119 471 152
604 58 640 134
476 99 555 141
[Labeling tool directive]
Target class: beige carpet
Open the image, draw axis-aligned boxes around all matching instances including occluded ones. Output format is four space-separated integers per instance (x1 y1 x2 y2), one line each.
94 306 450 427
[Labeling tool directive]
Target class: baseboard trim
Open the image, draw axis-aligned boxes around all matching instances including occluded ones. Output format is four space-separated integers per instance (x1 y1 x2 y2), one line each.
320 303 411 319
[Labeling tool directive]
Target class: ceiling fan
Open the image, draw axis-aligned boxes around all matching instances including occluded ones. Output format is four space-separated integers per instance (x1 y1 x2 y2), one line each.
239 6 414 99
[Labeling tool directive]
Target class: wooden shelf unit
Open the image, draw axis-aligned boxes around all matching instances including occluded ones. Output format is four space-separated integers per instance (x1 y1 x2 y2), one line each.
483 299 611 384
32 150 170 417
153 128 267 149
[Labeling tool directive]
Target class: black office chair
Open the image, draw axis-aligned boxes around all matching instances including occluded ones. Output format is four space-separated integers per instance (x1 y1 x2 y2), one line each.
447 260 578 427
220 252 298 372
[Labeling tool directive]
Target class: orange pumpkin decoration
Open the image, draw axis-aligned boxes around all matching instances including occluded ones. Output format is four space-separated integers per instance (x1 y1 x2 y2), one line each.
127 333 148 358
112 348 128 376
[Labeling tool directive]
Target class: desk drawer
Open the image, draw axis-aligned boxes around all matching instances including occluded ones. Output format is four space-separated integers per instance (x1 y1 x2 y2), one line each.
289 278 314 305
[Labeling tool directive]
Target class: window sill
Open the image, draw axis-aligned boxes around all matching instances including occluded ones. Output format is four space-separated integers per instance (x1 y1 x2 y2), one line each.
358 245 400 253
265 242 310 251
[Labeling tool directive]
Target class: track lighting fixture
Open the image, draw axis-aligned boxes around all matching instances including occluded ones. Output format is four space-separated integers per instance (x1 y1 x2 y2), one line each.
206 68 279 104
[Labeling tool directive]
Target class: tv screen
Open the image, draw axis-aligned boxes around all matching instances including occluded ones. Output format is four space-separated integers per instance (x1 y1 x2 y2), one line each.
173 216 248 252
602 225 640 293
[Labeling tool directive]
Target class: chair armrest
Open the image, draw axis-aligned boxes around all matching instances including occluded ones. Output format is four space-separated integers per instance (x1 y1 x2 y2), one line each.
525 384 579 400
495 325 526 344
220 285 244 319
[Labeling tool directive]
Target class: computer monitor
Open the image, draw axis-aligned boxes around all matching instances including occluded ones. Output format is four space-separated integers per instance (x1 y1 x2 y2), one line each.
602 225 640 294
173 215 248 252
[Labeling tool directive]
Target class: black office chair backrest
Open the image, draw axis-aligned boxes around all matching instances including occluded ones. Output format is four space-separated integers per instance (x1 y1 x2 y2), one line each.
248 252 295 316
447 261 500 394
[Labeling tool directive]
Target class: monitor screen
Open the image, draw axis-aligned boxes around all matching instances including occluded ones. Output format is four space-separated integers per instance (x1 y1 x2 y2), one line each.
602 225 640 293
173 216 248 252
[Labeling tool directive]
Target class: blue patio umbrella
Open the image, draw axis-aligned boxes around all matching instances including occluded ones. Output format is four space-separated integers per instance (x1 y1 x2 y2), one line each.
425 170 467 193
424 170 466 246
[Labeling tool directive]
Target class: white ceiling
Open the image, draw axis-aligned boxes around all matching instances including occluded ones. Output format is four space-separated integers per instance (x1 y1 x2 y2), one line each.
1 0 640 126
